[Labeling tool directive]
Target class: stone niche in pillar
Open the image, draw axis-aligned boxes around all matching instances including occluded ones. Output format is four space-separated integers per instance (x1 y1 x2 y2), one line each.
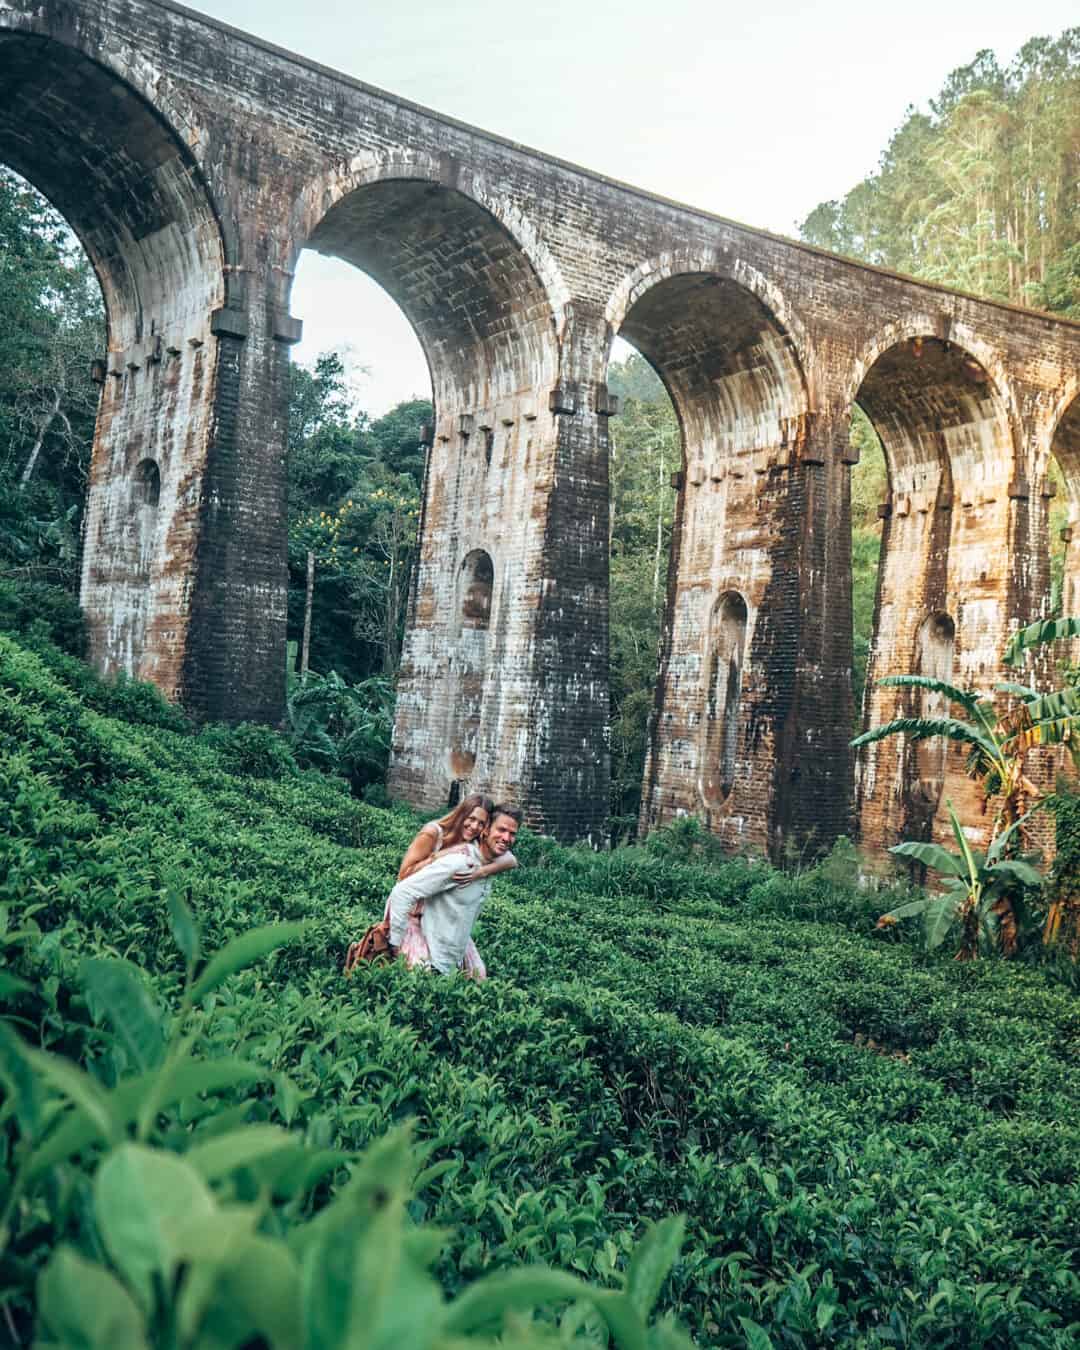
448 548 494 797
131 458 161 570
912 611 956 812
699 590 749 810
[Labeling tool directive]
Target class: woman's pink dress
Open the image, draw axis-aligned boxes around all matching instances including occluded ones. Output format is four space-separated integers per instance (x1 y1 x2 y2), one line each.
388 896 486 979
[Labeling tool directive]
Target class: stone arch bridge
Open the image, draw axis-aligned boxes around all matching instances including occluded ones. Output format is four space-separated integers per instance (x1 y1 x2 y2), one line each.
3 0 1079 857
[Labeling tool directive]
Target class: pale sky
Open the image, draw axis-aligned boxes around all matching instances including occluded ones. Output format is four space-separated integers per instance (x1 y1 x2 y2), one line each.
190 0 1079 413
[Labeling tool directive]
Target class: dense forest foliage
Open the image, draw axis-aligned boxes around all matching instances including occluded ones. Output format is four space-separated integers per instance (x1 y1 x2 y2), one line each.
799 31 1080 314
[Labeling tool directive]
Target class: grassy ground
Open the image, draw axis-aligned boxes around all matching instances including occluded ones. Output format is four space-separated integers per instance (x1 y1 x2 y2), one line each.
1 633 1078 1346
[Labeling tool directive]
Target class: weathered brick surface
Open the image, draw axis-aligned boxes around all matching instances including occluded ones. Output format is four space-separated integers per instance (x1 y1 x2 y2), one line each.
2 0 1079 849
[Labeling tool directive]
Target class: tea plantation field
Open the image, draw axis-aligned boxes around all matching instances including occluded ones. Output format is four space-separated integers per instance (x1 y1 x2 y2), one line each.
1 632 1078 1347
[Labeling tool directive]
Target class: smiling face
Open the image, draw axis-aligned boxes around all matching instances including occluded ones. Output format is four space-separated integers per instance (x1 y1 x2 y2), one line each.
486 812 519 856
460 805 490 841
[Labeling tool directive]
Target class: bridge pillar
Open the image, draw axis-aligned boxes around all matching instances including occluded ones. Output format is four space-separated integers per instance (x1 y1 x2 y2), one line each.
80 280 293 726
639 409 855 862
388 375 612 843
387 304 611 843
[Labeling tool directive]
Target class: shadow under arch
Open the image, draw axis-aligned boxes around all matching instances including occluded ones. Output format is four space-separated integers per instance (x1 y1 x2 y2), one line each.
0 29 232 703
1048 387 1080 622
853 335 1018 851
0 31 226 349
617 268 811 857
294 170 561 413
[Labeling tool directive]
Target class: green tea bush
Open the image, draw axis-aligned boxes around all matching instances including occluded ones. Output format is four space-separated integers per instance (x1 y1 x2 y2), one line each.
199 720 299 780
2 632 1078 1347
0 578 87 655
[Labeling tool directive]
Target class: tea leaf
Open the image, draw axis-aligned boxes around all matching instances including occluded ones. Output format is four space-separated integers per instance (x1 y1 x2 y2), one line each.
27 1057 266 1180
190 922 308 1003
185 1124 295 1183
167 884 200 968
738 1316 775 1350
26 1046 118 1146
444 1267 594 1334
95 1144 215 1309
38 1245 149 1349
0 1019 42 1134
624 1214 685 1318
81 957 165 1072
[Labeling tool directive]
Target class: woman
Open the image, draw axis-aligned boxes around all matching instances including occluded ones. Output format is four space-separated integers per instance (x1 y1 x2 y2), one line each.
394 794 517 977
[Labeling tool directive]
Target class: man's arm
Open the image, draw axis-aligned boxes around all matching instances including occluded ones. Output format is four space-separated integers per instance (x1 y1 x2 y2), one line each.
455 850 518 885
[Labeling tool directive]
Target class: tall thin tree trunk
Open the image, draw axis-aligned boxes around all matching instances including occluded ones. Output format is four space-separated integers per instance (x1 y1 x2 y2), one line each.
652 441 665 605
18 390 62 489
384 540 398 675
301 550 315 682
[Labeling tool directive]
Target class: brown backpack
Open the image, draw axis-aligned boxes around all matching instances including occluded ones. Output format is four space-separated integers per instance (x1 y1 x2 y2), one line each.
343 919 395 975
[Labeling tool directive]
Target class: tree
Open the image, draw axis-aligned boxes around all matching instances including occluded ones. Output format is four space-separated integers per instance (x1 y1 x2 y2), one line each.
0 170 104 585
368 397 433 491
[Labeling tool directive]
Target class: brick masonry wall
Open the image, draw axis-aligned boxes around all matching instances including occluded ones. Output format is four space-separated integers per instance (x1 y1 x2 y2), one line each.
2 0 1079 847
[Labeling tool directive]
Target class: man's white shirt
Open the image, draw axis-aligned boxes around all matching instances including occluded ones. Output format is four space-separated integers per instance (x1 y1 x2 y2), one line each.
386 842 492 972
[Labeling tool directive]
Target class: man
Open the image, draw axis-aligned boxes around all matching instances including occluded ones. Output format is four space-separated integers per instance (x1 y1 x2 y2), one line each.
386 803 521 974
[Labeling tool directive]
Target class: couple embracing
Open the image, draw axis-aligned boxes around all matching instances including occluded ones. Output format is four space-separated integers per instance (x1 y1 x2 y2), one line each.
346 795 521 980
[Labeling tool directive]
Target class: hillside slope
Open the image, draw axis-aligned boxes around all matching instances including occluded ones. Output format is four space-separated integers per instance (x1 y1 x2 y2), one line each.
1 634 1078 1346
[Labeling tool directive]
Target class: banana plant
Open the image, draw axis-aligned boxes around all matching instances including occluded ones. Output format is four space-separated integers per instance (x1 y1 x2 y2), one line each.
853 617 1080 954
878 802 1044 959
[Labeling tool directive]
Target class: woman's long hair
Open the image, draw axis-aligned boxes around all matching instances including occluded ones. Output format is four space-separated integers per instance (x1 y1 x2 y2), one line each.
436 793 494 846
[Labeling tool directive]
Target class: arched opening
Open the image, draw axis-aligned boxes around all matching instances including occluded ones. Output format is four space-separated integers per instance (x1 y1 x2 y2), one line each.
0 168 103 591
1049 393 1080 625
854 336 1016 849
0 32 225 694
606 345 678 834
700 591 749 809
297 178 560 815
132 459 161 510
303 179 556 414
618 271 808 852
849 407 887 721
459 549 494 629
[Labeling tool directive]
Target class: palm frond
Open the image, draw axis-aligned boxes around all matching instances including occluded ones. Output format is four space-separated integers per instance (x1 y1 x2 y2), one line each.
1003 714 1080 758
851 717 998 764
1003 616 1080 666
994 681 1039 702
1006 686 1080 727
888 840 967 877
876 674 981 712
988 857 1044 888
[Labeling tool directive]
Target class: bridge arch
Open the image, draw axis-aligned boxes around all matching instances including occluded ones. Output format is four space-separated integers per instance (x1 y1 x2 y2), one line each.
0 29 227 348
604 247 812 381
852 331 1022 851
0 26 231 702
292 161 561 416
295 160 572 817
1044 383 1080 627
616 262 812 855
